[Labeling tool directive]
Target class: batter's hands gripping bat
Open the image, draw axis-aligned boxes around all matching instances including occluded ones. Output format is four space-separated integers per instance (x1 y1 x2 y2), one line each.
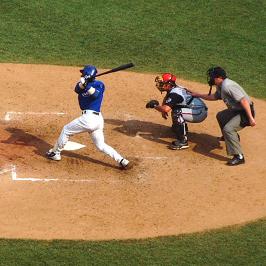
96 62 134 77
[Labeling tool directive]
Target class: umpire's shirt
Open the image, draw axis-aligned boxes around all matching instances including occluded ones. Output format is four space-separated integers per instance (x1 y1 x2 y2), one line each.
214 78 251 110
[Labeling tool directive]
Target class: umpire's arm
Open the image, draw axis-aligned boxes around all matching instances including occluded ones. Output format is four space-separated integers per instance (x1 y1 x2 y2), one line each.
240 98 256 127
190 91 217 101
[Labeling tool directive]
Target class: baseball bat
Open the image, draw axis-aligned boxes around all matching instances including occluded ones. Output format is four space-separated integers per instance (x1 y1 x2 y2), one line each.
95 62 134 77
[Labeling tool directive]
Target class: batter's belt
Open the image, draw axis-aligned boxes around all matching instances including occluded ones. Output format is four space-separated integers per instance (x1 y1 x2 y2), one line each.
81 110 100 115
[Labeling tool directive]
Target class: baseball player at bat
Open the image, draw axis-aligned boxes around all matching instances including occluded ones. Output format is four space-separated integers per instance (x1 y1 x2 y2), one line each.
46 64 130 169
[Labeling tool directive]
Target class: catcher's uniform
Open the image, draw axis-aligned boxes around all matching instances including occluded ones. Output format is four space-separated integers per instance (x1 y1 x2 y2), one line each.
164 85 191 143
164 85 207 147
47 78 128 168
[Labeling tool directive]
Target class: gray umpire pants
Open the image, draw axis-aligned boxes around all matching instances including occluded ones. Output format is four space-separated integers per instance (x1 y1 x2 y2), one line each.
216 109 244 156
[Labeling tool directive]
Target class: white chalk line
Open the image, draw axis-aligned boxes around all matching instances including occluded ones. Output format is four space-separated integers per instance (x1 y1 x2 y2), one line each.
4 112 140 122
0 157 167 184
0 155 172 183
3 111 66 121
0 165 103 183
0 165 149 184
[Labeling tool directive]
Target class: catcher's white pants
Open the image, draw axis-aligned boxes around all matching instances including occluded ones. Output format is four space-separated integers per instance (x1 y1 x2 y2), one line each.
52 110 124 163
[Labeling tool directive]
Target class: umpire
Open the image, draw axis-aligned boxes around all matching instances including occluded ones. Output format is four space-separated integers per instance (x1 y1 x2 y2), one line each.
190 66 256 166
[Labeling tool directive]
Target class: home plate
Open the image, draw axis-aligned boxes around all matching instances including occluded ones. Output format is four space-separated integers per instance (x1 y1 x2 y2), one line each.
63 141 86 151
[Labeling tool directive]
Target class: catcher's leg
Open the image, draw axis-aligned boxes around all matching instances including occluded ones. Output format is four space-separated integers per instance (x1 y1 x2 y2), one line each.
170 123 189 150
172 122 188 140
170 110 189 150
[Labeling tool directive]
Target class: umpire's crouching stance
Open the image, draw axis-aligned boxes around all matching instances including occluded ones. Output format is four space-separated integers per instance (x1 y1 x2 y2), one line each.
190 66 256 166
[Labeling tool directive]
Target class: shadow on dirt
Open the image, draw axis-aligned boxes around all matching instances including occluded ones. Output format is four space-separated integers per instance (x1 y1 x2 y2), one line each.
1 127 118 169
106 118 228 162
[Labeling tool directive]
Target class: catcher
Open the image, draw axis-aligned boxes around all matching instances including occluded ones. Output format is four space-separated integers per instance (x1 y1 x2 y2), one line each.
146 73 208 150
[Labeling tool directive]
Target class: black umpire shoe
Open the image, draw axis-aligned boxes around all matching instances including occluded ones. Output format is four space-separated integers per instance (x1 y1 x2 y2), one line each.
227 155 245 166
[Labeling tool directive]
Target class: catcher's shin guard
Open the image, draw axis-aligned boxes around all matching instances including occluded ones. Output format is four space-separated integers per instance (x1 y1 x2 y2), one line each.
171 110 188 141
171 122 187 141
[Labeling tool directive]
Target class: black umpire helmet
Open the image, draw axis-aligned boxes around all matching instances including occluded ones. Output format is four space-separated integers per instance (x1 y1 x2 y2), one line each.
207 66 227 86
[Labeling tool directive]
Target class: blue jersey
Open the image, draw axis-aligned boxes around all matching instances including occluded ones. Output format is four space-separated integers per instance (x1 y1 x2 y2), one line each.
75 80 105 112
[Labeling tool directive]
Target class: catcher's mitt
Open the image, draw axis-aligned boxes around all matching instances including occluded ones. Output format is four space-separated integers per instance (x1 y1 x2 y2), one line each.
146 100 159 108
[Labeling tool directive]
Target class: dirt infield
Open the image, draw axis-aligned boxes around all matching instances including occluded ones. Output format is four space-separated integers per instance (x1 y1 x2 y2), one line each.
0 63 265 240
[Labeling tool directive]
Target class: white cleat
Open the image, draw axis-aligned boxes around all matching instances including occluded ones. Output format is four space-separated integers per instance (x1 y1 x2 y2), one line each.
119 158 130 169
46 149 61 161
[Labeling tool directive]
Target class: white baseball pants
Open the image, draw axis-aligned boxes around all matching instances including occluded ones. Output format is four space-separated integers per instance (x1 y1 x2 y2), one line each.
52 110 124 163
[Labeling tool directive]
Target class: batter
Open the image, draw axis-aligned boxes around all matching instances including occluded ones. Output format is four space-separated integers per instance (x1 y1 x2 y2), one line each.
46 65 130 169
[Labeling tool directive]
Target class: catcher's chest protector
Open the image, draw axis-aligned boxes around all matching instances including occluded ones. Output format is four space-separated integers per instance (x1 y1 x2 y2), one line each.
173 97 208 123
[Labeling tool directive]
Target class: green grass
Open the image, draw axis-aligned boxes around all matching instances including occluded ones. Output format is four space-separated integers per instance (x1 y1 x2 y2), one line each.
0 219 265 265
0 0 265 97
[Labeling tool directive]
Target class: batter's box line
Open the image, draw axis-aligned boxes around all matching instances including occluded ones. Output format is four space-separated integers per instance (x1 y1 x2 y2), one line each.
0 164 150 184
3 111 66 121
0 164 151 184
0 165 119 183
0 159 168 184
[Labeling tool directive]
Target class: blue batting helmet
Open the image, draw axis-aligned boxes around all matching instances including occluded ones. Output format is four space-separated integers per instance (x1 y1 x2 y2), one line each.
80 65 98 80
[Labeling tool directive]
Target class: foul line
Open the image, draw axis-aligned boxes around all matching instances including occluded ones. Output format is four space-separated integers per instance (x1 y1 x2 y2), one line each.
4 111 66 121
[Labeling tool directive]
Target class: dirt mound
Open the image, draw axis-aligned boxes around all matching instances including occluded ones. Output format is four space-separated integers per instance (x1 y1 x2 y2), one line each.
0 63 265 240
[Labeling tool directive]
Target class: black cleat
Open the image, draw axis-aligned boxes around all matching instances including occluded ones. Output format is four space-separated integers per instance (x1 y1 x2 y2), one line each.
169 140 189 150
